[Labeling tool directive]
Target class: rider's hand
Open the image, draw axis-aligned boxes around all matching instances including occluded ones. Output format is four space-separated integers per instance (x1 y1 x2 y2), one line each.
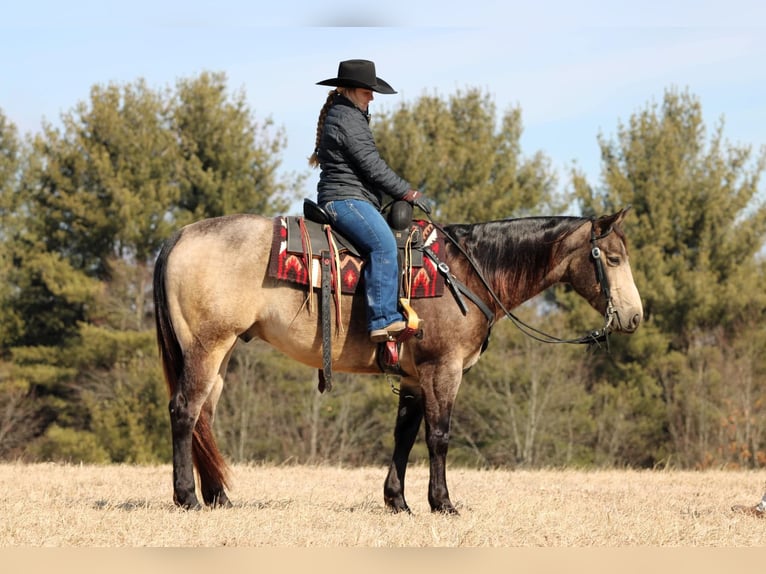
402 189 433 214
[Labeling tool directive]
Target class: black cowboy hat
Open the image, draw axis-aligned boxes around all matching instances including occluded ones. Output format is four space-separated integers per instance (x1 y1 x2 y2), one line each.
316 59 396 94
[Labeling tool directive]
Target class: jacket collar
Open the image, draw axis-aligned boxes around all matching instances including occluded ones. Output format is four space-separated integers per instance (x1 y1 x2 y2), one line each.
334 92 370 123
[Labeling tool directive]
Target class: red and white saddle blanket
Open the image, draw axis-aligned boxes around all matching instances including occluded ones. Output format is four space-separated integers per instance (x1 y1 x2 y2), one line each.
267 216 445 298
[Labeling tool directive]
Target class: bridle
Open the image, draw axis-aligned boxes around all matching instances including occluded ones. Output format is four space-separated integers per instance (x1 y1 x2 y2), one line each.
586 222 618 348
431 216 618 351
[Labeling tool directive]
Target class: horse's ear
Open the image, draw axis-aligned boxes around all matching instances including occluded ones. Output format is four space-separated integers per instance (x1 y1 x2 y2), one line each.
595 205 632 234
613 205 632 226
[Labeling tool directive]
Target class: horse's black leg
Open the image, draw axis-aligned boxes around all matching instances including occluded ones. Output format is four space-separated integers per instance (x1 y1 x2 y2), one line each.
424 412 457 514
384 381 424 513
197 375 233 509
169 391 201 509
199 471 231 508
420 364 461 514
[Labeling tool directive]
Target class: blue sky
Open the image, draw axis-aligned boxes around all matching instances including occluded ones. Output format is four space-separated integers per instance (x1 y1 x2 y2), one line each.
3 1 765 212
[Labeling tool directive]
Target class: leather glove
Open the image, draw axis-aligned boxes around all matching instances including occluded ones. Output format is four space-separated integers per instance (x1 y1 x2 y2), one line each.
402 189 433 214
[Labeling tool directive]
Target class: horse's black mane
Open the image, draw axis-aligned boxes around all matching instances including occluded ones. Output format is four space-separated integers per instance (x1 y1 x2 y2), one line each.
445 215 588 263
442 216 590 298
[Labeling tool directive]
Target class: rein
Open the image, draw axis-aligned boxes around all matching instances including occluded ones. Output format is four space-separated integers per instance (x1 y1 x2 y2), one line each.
427 215 616 350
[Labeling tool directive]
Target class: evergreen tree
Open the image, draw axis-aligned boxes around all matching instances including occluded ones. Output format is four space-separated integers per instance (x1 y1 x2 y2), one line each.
171 71 299 223
373 88 561 222
3 72 302 462
0 109 24 350
571 87 766 467
575 88 766 340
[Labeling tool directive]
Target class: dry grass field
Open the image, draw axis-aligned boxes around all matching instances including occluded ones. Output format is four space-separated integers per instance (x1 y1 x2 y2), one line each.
1 462 765 547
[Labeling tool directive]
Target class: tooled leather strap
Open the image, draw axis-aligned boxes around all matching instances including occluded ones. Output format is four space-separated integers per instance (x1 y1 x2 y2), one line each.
318 250 333 393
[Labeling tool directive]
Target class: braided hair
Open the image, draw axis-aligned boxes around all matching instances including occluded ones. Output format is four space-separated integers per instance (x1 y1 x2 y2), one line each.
308 89 340 168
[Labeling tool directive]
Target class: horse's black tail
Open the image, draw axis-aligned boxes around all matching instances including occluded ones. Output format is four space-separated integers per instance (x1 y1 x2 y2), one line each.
153 232 230 491
153 232 184 400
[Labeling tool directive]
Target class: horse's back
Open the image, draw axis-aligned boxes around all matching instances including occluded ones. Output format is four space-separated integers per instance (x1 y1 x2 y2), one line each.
176 213 273 253
169 213 274 287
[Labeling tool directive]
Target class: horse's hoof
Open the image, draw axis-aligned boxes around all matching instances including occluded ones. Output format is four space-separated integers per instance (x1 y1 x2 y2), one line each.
385 500 411 514
173 494 202 510
213 498 234 509
732 504 765 518
432 503 459 515
206 492 233 509
387 504 412 514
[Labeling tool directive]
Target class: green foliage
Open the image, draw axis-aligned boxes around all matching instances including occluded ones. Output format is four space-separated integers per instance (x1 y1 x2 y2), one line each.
0 107 20 221
570 87 766 468
574 88 766 341
22 81 176 273
172 71 299 222
63 325 169 463
373 88 561 221
0 71 300 463
30 424 110 463
0 110 25 351
2 75 766 470
83 375 170 464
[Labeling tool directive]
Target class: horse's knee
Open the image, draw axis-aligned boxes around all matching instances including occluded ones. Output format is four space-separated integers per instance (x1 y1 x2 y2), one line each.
169 392 186 413
427 426 451 455
169 393 185 416
169 394 196 435
396 397 422 426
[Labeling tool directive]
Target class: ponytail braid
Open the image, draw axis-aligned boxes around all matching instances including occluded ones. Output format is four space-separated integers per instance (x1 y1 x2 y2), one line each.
308 89 339 168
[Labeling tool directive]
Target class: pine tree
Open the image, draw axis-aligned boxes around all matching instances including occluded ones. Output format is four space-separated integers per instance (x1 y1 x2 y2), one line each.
171 71 299 222
3 72 303 462
373 88 561 222
572 87 766 467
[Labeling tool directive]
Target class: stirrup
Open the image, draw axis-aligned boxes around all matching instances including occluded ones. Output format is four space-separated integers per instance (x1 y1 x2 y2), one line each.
370 320 407 343
398 298 423 341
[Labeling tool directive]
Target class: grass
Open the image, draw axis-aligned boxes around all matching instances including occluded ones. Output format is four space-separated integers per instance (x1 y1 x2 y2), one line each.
1 462 765 547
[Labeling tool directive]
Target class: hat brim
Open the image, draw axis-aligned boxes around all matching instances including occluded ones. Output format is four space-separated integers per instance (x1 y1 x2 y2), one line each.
316 77 396 94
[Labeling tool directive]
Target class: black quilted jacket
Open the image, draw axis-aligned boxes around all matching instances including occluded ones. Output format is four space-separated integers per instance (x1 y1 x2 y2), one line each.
316 93 411 209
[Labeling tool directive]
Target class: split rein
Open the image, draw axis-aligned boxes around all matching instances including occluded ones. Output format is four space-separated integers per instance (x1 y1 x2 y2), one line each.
425 215 617 352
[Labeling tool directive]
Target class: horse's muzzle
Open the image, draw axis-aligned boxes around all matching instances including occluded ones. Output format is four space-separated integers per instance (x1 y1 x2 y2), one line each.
615 311 642 333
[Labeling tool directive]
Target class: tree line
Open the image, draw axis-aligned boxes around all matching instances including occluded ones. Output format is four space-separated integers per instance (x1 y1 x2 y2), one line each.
1 72 765 470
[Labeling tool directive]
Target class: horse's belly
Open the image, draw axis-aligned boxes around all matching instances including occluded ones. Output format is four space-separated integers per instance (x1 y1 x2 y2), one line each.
253 319 382 374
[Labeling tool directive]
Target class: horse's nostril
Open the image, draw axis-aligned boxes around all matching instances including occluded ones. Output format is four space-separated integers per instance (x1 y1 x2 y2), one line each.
631 313 642 329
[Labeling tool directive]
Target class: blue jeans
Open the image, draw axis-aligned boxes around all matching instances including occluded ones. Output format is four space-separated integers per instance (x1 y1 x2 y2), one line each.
322 199 403 332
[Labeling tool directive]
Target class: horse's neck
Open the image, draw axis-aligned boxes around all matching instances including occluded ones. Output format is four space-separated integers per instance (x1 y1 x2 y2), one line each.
453 217 586 310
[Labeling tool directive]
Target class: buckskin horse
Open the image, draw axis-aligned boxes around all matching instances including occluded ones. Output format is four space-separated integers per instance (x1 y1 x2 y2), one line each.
153 204 643 513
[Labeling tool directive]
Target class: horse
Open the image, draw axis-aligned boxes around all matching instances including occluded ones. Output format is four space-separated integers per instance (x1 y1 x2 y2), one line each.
152 206 643 513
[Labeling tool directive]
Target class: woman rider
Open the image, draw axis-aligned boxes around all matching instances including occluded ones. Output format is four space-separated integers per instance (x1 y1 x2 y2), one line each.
309 59 430 343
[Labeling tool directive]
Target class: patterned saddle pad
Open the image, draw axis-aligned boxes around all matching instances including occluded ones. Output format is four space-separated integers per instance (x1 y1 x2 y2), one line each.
267 216 445 297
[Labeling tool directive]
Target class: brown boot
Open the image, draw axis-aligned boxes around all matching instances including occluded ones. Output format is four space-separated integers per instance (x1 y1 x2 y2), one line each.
370 320 407 343
731 504 765 518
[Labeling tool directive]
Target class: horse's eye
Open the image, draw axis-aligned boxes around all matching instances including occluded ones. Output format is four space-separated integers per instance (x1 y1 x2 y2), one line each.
607 255 621 266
